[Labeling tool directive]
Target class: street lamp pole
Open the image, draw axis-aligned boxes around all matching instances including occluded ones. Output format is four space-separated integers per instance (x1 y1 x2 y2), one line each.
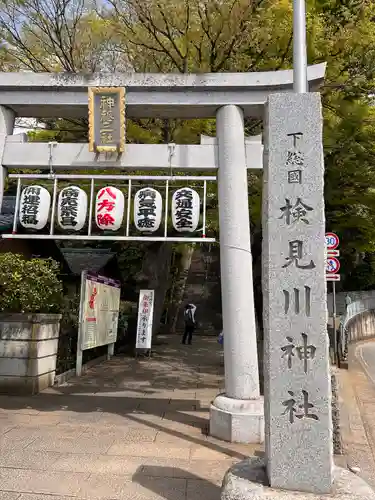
293 0 308 93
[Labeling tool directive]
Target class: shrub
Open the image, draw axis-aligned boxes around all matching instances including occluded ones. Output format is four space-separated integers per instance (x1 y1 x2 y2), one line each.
60 292 80 332
0 253 63 313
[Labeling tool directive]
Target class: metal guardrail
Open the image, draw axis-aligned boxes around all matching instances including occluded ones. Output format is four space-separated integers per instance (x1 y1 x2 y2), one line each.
339 298 375 362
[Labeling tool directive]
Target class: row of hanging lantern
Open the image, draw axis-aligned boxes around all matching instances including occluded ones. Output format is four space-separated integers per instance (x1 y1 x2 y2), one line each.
18 185 201 233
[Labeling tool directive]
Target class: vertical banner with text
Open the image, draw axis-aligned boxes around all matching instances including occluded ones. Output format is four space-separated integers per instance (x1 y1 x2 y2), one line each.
136 290 155 350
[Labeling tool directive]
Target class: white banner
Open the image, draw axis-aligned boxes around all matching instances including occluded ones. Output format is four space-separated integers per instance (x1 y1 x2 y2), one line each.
81 272 121 350
136 290 154 350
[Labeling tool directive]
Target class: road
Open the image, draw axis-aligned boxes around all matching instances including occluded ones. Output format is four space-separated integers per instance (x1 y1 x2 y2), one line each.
356 342 375 385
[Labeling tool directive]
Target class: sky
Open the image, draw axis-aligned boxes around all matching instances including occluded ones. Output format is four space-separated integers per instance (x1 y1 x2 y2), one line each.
13 118 41 135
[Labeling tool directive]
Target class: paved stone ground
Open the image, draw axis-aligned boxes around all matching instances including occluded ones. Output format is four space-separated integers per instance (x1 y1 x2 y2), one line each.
0 335 262 499
337 340 375 489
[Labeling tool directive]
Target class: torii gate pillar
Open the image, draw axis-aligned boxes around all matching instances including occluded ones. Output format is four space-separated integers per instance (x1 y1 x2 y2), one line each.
210 105 263 444
0 106 15 211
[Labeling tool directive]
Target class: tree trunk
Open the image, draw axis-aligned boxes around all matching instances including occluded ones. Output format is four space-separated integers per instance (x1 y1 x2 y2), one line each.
151 243 172 337
135 242 173 337
163 250 178 326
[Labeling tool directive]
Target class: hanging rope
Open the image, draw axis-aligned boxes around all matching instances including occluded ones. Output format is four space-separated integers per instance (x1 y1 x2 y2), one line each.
168 142 176 180
48 141 58 177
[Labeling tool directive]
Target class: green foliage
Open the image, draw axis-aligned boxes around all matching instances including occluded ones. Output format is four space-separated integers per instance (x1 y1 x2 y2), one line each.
114 243 147 281
118 301 133 331
0 254 63 313
60 292 80 332
28 119 88 143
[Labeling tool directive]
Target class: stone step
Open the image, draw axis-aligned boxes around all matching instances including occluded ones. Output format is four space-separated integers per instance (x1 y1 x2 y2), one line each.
187 277 220 282
187 270 219 276
175 247 222 340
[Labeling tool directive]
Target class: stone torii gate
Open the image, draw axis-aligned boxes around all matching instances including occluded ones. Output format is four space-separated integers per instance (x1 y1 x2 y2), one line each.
0 65 326 447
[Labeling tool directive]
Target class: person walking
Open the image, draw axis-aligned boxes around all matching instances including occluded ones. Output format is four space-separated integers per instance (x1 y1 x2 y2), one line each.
182 303 196 345
218 330 224 346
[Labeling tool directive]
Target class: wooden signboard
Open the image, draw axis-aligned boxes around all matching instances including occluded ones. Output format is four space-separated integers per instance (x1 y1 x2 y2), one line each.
88 87 125 153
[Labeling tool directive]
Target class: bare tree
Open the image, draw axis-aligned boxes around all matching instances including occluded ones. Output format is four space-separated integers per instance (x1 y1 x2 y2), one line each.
0 0 129 72
103 0 268 74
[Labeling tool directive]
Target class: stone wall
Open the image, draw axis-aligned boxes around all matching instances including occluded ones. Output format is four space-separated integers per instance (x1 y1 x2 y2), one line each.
331 371 344 455
347 309 375 344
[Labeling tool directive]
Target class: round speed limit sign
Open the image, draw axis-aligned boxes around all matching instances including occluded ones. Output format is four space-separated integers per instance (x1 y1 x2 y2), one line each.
325 232 339 250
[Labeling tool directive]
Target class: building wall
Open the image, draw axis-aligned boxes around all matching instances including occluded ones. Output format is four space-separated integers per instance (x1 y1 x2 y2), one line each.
347 310 375 344
0 238 33 257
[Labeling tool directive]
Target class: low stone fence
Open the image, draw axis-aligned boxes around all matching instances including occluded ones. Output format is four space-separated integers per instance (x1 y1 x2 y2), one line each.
328 289 375 317
0 313 61 395
339 298 375 362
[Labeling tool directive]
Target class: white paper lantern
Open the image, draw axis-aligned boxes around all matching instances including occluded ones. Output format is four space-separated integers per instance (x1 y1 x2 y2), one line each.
134 188 162 232
58 186 87 231
95 186 124 231
19 185 51 230
172 188 200 233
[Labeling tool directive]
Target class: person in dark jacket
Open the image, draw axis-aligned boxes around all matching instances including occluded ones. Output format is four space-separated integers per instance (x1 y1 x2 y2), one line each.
182 303 196 345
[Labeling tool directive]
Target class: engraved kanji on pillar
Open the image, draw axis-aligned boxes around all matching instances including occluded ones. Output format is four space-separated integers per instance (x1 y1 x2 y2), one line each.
262 93 333 494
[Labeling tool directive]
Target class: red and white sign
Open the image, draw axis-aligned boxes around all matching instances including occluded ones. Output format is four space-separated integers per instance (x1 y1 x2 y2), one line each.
325 233 341 282
326 257 340 274
136 289 155 350
326 274 340 282
95 186 124 231
81 273 121 351
325 232 339 250
327 249 340 257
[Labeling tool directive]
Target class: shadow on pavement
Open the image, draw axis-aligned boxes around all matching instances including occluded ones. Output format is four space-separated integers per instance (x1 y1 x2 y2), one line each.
133 466 221 500
0 335 253 461
0 392 248 460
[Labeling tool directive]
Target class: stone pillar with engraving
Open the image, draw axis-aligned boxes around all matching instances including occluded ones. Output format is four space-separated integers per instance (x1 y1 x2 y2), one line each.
221 92 375 500
262 92 333 493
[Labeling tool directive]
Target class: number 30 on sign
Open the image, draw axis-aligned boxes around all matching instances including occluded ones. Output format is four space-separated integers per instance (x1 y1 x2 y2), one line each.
325 232 339 250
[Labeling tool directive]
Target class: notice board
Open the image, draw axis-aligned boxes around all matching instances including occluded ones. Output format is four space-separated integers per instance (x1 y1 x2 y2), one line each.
80 272 121 351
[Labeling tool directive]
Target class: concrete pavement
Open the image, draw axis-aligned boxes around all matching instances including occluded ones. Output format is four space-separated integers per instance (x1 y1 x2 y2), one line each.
337 340 375 490
0 335 261 499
